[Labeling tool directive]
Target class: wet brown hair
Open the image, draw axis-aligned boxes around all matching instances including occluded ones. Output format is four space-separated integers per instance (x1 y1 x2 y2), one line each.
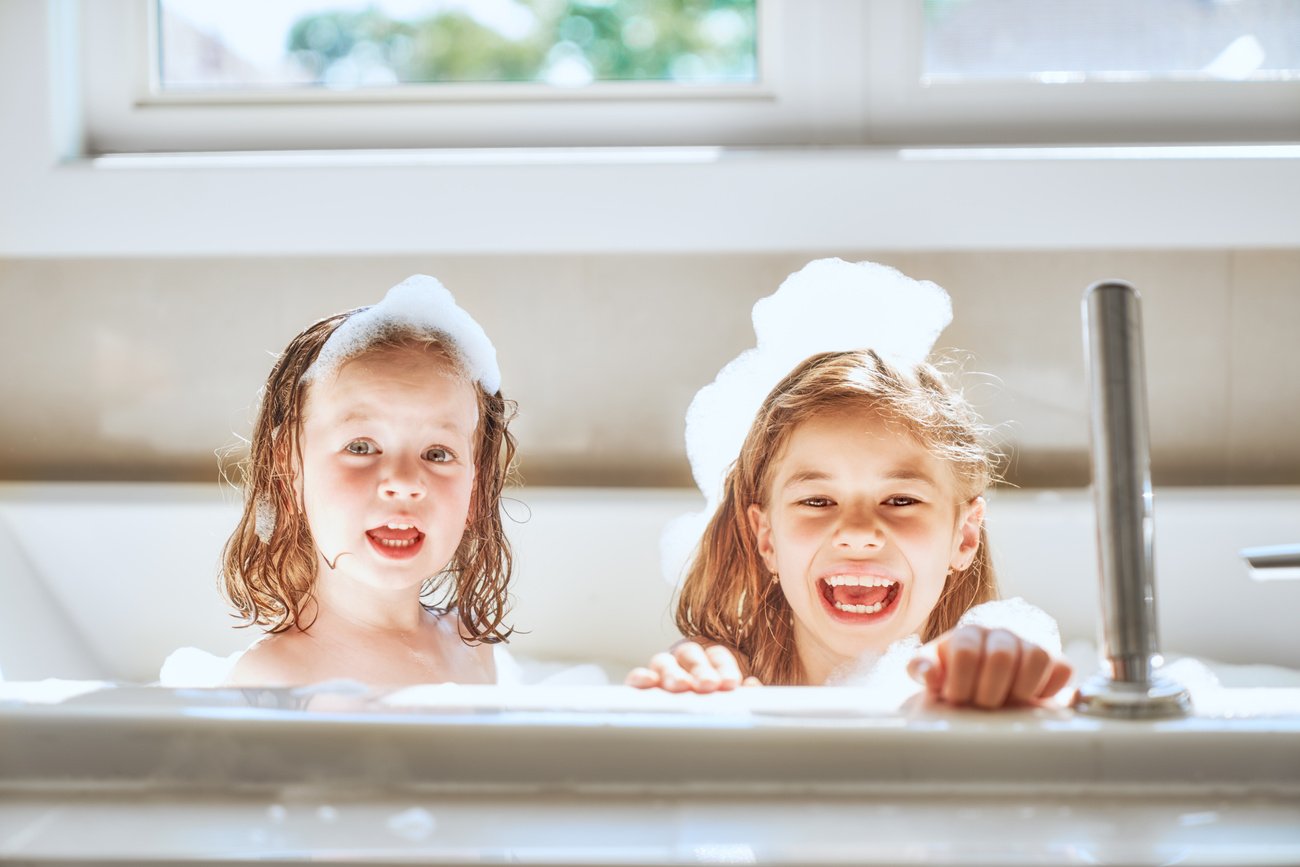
675 349 1000 684
221 309 518 644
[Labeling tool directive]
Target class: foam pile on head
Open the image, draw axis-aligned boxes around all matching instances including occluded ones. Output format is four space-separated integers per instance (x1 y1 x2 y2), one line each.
302 274 501 394
662 258 953 582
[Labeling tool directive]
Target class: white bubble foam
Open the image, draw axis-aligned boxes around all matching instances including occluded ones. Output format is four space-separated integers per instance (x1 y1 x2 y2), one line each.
303 274 501 393
661 258 953 584
386 807 437 841
157 645 244 687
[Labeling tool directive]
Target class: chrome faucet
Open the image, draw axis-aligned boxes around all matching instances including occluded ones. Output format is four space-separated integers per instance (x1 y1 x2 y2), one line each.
1072 281 1192 719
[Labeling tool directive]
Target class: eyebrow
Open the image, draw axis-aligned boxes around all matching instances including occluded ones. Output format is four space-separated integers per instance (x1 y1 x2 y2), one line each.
334 410 469 436
780 466 940 490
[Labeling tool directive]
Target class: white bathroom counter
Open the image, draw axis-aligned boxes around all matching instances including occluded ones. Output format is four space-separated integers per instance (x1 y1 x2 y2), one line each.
2 684 1298 865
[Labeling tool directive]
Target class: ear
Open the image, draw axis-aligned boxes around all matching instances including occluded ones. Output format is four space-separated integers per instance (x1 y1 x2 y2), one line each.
951 495 985 571
747 503 778 573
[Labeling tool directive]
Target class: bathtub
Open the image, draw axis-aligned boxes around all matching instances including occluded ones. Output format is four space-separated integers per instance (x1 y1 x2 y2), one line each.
2 482 1297 681
1 483 1299 863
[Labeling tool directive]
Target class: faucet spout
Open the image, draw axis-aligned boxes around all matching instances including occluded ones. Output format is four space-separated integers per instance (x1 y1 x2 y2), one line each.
1072 281 1191 719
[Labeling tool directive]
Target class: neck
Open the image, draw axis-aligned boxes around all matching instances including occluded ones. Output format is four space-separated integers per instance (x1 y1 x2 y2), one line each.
793 622 890 686
311 561 429 634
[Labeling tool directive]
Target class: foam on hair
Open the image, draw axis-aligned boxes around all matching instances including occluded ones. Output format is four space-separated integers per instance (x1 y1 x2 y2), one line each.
662 258 953 583
302 274 501 393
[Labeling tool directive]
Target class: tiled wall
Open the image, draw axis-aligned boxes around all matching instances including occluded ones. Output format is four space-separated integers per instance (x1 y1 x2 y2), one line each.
2 251 1296 487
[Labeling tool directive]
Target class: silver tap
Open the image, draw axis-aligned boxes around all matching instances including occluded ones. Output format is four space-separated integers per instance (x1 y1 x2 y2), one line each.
1072 281 1192 719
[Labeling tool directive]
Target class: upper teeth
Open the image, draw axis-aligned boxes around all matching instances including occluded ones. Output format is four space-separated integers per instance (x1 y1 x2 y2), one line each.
386 523 414 530
825 575 896 588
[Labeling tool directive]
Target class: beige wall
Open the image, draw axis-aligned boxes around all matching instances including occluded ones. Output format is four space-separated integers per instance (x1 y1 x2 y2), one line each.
2 250 1297 488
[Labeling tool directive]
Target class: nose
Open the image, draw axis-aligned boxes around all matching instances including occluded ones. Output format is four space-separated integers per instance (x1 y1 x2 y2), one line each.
379 455 426 501
834 505 884 550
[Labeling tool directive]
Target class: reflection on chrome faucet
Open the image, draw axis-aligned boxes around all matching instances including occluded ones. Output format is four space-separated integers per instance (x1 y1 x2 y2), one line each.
1072 281 1191 719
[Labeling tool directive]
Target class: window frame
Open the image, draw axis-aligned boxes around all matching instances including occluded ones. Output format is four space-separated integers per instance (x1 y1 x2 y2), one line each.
82 0 875 154
78 0 1300 155
859 1 1300 146
6 0 1299 258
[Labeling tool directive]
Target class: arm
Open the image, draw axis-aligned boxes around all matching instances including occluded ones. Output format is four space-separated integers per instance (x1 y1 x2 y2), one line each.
624 639 762 693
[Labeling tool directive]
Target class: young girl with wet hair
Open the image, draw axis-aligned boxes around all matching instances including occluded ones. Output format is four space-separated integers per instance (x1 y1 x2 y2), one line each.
221 275 516 687
627 260 1072 707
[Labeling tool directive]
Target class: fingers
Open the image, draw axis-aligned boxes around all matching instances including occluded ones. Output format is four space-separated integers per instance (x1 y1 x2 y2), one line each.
971 628 1020 709
672 642 719 692
624 666 661 689
906 649 944 695
1038 658 1074 700
625 642 748 694
1008 642 1053 704
925 626 1072 710
648 649 700 693
937 624 986 706
704 644 744 690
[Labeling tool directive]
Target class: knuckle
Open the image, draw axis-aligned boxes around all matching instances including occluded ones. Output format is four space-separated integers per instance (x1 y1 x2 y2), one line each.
678 644 708 664
704 645 735 664
987 628 1017 647
649 652 675 669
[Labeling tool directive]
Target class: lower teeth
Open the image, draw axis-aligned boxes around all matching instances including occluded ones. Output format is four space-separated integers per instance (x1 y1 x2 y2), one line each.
834 600 884 614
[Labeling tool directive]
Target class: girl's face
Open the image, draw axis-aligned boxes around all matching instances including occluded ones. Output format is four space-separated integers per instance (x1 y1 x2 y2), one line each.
748 406 984 679
297 346 480 592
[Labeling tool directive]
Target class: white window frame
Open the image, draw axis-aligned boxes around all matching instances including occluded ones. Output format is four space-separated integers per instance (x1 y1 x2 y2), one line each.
5 0 1299 256
859 2 1300 146
79 0 1300 155
81 0 877 154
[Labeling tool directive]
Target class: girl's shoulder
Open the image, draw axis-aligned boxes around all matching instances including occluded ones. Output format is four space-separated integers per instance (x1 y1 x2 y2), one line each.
222 630 314 687
430 606 497 652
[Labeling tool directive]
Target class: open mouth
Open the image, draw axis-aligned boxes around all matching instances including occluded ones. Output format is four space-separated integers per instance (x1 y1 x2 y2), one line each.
365 522 425 559
818 574 902 622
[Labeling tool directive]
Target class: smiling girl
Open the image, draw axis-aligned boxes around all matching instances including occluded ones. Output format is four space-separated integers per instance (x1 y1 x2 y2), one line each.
628 262 1071 707
221 275 515 687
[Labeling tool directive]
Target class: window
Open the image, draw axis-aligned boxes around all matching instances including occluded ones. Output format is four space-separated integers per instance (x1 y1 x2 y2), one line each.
157 0 758 90
72 0 1300 153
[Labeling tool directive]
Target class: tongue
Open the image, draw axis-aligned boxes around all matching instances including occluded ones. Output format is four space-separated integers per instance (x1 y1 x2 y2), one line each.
369 526 421 542
832 585 890 606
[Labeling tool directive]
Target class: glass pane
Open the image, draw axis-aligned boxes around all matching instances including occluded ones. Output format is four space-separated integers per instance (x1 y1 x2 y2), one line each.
157 0 758 91
923 0 1300 82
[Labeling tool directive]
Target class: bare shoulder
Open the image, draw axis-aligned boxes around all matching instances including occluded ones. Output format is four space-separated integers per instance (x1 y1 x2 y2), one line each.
222 631 313 687
434 608 498 681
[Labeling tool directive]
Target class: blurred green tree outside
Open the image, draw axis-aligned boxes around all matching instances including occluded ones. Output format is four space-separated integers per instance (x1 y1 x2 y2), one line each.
284 1 757 86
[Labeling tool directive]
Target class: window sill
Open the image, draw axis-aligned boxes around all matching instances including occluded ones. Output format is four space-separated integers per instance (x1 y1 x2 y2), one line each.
4 145 1297 256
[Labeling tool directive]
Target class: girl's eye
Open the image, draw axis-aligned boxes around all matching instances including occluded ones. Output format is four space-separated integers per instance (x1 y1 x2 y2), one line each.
799 497 835 508
424 447 454 463
344 440 378 455
885 495 920 507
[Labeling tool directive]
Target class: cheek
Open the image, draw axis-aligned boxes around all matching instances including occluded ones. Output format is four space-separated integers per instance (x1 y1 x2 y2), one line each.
766 514 826 569
434 467 476 514
301 458 367 522
896 513 960 555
